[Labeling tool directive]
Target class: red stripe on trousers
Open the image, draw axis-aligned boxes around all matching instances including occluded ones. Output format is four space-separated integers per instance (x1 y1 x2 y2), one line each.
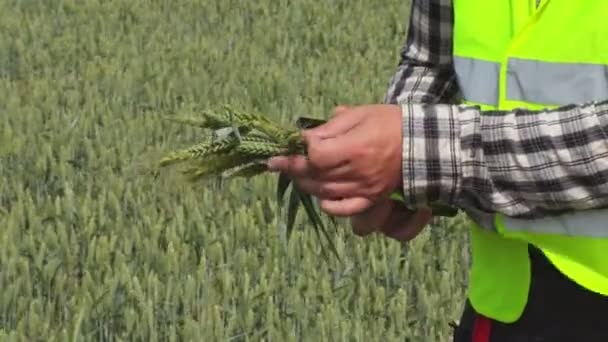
472 314 492 342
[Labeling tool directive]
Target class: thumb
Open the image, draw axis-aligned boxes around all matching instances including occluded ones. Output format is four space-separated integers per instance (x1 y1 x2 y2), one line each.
333 105 351 116
303 108 362 139
320 197 374 217
381 207 432 241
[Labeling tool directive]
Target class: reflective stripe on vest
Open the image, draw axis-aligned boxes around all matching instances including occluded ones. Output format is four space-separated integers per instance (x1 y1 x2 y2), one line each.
453 0 608 324
453 57 500 106
454 56 608 107
466 207 608 239
501 209 608 238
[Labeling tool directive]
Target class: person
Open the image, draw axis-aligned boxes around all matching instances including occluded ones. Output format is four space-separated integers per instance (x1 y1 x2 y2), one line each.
268 0 608 341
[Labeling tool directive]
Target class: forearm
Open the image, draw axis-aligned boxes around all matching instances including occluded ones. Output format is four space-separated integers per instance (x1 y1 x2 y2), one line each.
401 100 608 219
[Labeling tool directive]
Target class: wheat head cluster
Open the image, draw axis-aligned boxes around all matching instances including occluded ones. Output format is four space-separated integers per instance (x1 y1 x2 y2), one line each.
157 105 304 180
156 105 345 258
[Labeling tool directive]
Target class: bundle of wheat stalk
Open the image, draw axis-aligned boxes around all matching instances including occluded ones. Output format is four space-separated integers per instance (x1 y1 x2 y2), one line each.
157 105 457 259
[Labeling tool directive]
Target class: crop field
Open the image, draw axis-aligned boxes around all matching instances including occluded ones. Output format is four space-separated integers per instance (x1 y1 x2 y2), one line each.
0 1 471 341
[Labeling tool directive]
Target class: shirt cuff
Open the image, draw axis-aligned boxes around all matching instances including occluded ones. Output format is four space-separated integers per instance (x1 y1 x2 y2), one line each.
400 103 465 209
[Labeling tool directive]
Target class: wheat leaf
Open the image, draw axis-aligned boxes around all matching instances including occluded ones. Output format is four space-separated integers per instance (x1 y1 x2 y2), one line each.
295 117 327 129
277 173 291 208
296 189 324 256
313 196 338 232
297 188 340 261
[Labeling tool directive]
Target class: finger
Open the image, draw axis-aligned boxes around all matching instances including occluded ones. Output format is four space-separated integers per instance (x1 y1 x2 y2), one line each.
296 178 362 199
290 158 354 182
333 105 351 116
314 160 352 181
378 207 415 237
268 155 314 178
266 156 289 172
382 208 432 241
303 109 363 139
293 177 323 197
319 197 374 217
306 134 359 171
283 155 314 178
351 220 377 236
351 211 380 237
318 181 362 199
350 199 394 236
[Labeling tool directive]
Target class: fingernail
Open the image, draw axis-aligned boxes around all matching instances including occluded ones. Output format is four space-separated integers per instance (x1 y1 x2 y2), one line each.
266 158 278 171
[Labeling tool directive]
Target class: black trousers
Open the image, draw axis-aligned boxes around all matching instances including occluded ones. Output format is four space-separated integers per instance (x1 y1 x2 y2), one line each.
453 246 608 342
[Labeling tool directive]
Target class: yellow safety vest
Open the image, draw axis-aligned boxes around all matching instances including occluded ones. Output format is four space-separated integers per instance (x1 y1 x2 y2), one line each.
453 0 608 323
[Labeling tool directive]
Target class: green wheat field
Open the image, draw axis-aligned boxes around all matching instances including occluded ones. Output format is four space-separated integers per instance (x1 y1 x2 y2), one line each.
0 1 472 341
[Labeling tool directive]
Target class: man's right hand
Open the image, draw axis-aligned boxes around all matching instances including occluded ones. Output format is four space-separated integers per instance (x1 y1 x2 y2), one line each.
350 197 432 241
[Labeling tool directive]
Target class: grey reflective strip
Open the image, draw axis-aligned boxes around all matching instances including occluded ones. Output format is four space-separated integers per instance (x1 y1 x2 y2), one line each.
454 56 500 106
464 207 498 232
501 209 608 238
507 58 608 106
454 56 608 106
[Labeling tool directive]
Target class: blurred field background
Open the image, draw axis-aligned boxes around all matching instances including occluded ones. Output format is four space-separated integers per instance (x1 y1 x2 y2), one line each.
0 1 471 341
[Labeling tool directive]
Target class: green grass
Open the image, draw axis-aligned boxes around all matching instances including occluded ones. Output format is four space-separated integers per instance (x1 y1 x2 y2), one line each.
0 1 471 341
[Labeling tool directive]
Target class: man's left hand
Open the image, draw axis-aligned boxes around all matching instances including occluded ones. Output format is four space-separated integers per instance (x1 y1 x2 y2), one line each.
268 104 403 217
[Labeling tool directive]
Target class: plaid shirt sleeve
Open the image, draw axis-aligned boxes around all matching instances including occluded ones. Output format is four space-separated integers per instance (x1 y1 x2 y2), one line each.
383 0 458 105
405 101 608 220
387 0 608 220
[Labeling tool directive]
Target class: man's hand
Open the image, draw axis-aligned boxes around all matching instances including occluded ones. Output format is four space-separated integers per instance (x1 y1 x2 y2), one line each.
268 104 403 217
351 197 432 241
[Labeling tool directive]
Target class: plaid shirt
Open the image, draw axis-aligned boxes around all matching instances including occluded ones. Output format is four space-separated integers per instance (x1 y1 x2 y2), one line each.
384 0 608 219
